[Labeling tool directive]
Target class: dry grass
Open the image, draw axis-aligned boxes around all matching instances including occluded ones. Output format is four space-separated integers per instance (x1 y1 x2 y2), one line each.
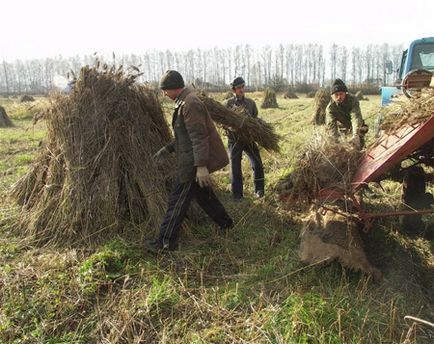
261 89 278 109
0 105 13 127
381 88 434 133
300 209 382 280
312 88 330 125
10 64 175 245
1 93 433 343
276 134 363 207
20 95 35 103
283 90 298 99
198 92 280 152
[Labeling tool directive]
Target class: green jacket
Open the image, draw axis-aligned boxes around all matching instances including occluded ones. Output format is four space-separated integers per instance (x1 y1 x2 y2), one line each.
165 87 228 182
326 94 364 138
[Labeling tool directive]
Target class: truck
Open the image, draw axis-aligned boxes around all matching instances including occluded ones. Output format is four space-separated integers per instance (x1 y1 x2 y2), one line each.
381 36 434 105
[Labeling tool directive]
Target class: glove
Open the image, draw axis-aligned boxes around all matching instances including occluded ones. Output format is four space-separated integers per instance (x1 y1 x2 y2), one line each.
196 166 211 188
153 146 170 164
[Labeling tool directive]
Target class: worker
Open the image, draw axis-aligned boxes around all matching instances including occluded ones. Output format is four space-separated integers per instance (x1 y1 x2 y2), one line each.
145 70 233 253
223 76 265 201
326 79 368 148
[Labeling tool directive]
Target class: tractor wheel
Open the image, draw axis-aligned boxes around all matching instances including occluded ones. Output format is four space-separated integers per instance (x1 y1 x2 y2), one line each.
401 69 433 98
400 166 429 235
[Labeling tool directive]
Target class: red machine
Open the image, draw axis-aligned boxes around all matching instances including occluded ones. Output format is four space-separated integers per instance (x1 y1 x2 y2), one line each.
318 66 434 231
318 115 434 231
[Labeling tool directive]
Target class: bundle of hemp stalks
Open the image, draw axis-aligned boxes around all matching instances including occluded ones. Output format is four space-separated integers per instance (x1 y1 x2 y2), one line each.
276 135 363 207
0 105 14 127
197 93 280 152
11 64 174 245
261 88 279 109
381 88 434 134
311 88 330 125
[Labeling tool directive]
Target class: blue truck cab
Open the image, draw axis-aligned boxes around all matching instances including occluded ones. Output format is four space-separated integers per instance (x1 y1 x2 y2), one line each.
381 37 434 106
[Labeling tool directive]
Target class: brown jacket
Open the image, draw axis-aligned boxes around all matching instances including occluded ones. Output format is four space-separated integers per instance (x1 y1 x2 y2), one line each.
165 87 229 182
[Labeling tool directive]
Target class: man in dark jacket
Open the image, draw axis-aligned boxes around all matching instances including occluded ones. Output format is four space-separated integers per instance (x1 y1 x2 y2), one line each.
223 77 265 200
326 78 368 148
145 70 233 253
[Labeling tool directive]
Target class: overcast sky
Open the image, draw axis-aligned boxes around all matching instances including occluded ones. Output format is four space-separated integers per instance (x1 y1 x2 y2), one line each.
1 0 433 61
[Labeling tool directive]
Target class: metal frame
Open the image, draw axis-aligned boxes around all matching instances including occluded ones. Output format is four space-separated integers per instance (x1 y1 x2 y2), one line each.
316 116 434 232
318 189 434 232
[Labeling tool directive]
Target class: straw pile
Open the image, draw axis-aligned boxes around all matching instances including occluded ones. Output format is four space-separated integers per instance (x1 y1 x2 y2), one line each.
197 93 280 152
380 88 434 134
261 89 278 108
20 95 35 102
355 90 368 101
11 65 174 245
0 105 13 127
300 209 382 280
283 89 298 99
311 89 330 125
276 136 362 207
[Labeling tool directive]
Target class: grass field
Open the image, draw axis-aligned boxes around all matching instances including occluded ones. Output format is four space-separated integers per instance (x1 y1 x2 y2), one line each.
0 93 433 343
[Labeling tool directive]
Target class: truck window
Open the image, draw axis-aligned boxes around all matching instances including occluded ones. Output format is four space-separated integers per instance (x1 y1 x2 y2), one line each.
411 42 434 71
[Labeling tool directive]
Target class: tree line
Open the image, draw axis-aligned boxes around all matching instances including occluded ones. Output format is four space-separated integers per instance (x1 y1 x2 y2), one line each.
0 43 403 95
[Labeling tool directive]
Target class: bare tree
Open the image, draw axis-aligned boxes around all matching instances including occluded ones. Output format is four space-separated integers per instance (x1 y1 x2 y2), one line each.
261 46 272 85
285 44 295 86
330 43 338 81
244 44 252 85
1 61 11 95
0 43 407 94
338 46 348 81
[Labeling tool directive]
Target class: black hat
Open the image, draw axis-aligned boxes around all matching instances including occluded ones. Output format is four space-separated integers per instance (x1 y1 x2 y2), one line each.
331 79 348 94
230 76 245 88
159 70 185 90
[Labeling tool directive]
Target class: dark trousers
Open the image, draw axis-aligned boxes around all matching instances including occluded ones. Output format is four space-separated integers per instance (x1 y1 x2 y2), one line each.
158 179 232 244
228 140 264 198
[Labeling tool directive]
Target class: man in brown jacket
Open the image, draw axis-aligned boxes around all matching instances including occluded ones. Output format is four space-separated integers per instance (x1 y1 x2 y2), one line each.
145 70 233 253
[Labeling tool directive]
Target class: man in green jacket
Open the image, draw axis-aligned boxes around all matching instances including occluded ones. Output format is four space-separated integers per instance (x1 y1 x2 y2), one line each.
326 79 368 148
145 70 233 253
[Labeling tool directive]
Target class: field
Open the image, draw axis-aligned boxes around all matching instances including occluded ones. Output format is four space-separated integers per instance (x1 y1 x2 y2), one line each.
0 93 433 343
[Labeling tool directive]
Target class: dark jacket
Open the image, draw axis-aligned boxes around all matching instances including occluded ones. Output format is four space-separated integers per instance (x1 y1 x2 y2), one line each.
223 95 258 118
326 93 364 138
165 87 229 182
223 95 258 143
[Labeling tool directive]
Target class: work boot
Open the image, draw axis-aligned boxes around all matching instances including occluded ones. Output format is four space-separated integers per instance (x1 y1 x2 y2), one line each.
144 239 177 254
